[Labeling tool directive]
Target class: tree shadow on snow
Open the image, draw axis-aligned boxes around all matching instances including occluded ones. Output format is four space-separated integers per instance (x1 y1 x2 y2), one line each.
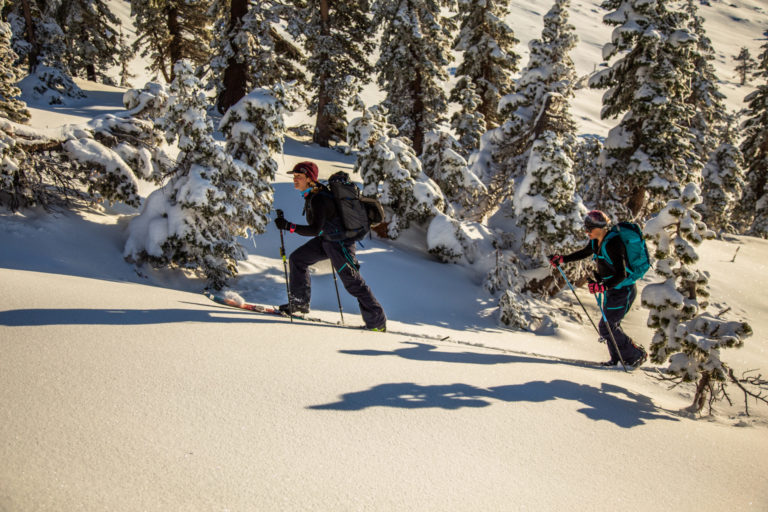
308 380 678 428
0 307 282 327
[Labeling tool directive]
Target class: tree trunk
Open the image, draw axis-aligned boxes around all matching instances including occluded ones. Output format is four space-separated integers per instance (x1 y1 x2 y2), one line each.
411 71 424 156
167 4 182 81
20 0 39 72
628 186 646 218
690 372 711 413
217 0 249 113
312 0 333 147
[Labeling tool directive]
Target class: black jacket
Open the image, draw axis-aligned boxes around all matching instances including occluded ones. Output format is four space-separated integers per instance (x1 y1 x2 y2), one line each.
291 185 341 238
563 235 629 289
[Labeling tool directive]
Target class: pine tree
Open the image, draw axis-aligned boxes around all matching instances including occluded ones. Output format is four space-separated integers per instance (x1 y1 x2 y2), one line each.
290 0 375 147
684 0 728 166
57 0 124 84
642 183 752 413
698 115 746 235
374 0 453 155
471 0 577 215
124 61 247 288
131 0 212 83
210 0 305 113
573 135 605 208
449 77 485 155
0 3 30 124
589 0 699 218
420 129 486 220
734 47 756 86
347 98 444 238
740 31 768 238
450 0 519 130
7 0 85 103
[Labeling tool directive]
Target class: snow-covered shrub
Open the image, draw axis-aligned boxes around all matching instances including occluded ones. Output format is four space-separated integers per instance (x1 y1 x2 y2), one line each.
642 183 753 412
421 130 486 221
347 99 444 239
0 13 29 124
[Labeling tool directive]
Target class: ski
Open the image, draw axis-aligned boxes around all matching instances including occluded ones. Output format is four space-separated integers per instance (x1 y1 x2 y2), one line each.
204 292 364 329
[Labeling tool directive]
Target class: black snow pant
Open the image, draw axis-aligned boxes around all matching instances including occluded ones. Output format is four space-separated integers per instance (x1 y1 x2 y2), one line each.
598 284 643 363
288 236 386 329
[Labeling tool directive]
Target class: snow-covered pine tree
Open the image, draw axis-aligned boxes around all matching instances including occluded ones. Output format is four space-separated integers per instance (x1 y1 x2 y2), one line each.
471 0 577 216
734 47 756 86
684 0 728 168
449 77 485 155
219 86 291 235
642 183 752 413
210 0 305 113
740 30 768 238
450 0 519 130
290 0 375 147
7 0 85 103
347 97 444 239
131 0 212 83
698 114 746 235
514 123 586 264
57 0 124 84
0 3 30 124
373 0 453 155
589 0 699 218
420 129 486 220
124 61 247 288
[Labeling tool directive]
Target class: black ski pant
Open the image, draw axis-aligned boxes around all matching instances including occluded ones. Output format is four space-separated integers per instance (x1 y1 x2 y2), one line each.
598 284 643 363
288 236 386 329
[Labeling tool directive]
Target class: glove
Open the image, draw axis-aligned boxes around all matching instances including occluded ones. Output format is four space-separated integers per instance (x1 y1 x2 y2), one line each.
588 281 606 294
274 217 295 232
548 254 564 267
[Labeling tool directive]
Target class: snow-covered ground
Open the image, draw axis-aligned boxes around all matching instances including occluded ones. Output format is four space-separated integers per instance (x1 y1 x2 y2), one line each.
2 0 768 509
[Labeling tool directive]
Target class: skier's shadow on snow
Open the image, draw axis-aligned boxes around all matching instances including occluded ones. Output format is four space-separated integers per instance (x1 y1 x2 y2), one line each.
309 380 677 428
0 307 278 326
341 341 538 365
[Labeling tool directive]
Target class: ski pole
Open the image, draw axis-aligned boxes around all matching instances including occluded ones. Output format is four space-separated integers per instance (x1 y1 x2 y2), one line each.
331 263 345 325
275 209 292 323
555 264 601 335
596 292 628 372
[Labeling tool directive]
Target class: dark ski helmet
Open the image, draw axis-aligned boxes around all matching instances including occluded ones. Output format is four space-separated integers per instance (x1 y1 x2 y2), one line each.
584 210 610 230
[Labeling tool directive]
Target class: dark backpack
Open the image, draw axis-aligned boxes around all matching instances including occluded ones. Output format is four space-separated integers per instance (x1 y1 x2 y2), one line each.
325 171 384 242
598 221 652 288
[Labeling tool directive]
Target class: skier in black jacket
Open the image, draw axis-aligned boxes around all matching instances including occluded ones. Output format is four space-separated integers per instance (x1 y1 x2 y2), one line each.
274 161 387 331
549 210 647 368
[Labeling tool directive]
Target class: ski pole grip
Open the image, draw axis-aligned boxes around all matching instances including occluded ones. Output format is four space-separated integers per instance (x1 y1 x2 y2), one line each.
276 209 284 219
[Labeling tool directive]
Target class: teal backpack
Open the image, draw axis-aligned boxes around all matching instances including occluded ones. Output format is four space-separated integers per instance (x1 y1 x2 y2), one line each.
596 222 651 288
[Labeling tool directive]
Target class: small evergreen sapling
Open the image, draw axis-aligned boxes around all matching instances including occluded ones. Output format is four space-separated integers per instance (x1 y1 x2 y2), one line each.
642 184 754 414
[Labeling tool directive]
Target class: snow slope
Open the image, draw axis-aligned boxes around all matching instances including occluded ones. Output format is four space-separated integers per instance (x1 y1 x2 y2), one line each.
3 0 768 509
